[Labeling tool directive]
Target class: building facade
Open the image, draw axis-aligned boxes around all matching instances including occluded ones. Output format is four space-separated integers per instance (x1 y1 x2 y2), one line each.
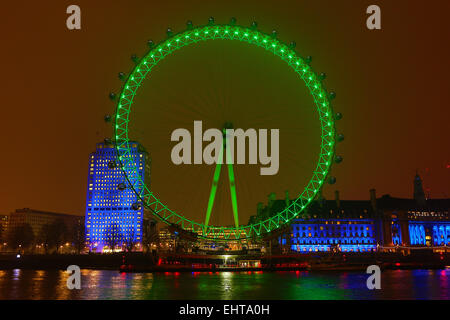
0 215 8 242
377 174 449 248
290 218 378 253
85 141 150 252
253 174 449 253
7 208 82 242
269 191 381 253
379 200 449 247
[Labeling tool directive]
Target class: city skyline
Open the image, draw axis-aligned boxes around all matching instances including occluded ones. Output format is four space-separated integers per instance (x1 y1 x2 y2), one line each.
1 1 449 217
1 1 450 304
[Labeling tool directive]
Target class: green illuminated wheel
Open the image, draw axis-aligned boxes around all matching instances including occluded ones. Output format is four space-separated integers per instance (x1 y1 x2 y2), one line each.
112 19 341 241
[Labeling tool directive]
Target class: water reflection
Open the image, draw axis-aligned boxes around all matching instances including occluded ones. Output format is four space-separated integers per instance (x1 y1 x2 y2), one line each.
0 269 448 300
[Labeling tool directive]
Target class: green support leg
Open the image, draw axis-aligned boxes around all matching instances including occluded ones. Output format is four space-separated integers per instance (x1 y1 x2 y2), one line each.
204 147 223 227
226 144 239 228
204 126 239 230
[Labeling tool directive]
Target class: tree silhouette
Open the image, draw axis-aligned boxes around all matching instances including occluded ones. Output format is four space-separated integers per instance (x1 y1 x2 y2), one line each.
124 228 137 252
142 220 159 252
51 219 68 253
38 219 68 253
71 219 85 254
104 223 123 251
8 223 34 251
39 223 52 254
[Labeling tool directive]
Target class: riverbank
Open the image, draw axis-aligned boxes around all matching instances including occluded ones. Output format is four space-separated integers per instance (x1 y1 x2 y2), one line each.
0 252 152 270
1 250 448 272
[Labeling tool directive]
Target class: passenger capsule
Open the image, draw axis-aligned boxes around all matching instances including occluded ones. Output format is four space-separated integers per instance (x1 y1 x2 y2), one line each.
329 92 337 100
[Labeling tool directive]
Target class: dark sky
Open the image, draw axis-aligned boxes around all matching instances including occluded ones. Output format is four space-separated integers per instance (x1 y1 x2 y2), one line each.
1 1 449 223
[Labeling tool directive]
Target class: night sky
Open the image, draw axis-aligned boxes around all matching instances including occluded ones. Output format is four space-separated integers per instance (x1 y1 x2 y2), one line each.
1 1 449 224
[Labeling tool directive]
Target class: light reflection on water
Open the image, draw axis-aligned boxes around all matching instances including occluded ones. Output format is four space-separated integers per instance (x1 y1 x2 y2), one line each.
0 269 448 300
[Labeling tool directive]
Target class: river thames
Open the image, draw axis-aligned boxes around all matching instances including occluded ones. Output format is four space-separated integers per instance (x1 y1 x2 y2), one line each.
0 268 449 300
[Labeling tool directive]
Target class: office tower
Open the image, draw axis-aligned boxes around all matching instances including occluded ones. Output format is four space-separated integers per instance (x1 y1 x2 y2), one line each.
85 141 150 252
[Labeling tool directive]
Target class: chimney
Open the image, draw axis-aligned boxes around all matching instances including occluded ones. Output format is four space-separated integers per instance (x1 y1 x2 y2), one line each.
370 189 377 212
317 189 325 207
335 190 340 208
413 172 426 207
268 192 276 208
257 202 263 216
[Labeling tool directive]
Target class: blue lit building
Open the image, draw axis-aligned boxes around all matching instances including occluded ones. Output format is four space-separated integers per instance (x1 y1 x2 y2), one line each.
379 198 450 247
262 191 382 253
252 174 449 253
85 141 150 252
377 174 449 248
408 221 449 246
290 218 378 253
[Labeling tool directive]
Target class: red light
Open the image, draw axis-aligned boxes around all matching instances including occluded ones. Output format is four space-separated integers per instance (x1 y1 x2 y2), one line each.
395 263 401 266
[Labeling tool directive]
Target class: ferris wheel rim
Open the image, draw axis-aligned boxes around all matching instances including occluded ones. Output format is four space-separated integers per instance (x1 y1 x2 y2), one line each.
112 22 339 241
